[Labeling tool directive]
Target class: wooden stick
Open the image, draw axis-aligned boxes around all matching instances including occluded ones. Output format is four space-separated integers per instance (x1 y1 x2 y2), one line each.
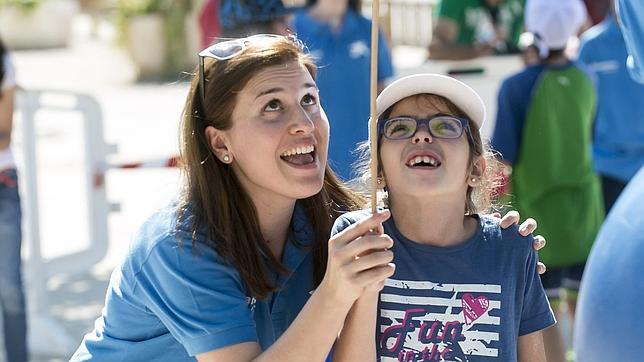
369 0 380 214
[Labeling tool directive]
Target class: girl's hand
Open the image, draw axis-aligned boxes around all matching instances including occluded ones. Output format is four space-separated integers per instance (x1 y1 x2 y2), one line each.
493 210 547 275
322 211 395 306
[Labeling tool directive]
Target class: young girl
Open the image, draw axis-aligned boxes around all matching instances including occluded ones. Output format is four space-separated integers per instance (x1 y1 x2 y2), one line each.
332 74 555 361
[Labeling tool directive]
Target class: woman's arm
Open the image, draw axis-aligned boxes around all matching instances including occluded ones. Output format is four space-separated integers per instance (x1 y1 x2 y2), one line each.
197 211 394 362
518 331 547 362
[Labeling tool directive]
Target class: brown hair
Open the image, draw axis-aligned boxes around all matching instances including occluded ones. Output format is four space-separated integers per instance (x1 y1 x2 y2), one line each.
178 36 364 300
354 94 501 214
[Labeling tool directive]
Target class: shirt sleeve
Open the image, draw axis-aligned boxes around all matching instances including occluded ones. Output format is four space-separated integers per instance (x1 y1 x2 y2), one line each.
491 78 521 163
1 54 16 92
377 28 394 84
519 248 556 336
134 237 258 356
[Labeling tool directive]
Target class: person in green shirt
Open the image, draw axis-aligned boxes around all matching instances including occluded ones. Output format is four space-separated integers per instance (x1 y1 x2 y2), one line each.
429 0 524 60
492 0 601 361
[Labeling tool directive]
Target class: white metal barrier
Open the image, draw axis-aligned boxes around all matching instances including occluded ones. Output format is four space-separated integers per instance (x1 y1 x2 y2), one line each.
17 90 115 357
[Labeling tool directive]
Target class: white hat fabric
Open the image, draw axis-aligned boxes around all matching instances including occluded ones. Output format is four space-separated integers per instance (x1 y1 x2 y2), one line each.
525 0 587 58
375 73 486 129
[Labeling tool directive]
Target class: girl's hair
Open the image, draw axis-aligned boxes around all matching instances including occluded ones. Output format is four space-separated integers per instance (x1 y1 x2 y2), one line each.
305 0 362 13
354 94 502 214
178 35 364 300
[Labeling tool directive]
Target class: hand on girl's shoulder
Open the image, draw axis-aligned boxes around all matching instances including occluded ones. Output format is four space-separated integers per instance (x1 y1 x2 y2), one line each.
480 214 535 250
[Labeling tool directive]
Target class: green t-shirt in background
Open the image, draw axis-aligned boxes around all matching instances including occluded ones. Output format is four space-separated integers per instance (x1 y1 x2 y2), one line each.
434 0 524 52
510 65 604 267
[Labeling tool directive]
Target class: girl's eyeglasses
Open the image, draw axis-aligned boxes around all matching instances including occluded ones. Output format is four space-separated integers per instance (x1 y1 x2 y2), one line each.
379 115 470 140
198 34 287 104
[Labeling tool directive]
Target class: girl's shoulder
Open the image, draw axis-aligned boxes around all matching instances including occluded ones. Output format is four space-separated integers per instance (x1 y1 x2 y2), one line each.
331 208 381 236
479 214 534 252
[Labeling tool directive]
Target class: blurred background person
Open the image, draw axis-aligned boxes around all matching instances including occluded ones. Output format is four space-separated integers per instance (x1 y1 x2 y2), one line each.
198 0 221 49
0 37 28 362
616 0 644 84
219 0 294 38
291 0 393 181
577 0 644 214
428 0 524 60
490 0 601 361
583 0 611 25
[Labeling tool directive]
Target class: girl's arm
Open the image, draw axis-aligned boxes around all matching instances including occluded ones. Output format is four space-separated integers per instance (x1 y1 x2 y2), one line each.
197 212 394 362
332 290 380 362
518 331 547 362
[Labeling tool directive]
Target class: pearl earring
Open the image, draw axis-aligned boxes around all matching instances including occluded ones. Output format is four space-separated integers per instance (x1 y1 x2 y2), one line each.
223 154 230 163
471 177 477 183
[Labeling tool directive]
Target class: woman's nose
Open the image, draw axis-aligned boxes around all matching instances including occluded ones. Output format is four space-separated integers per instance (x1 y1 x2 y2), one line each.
290 107 315 134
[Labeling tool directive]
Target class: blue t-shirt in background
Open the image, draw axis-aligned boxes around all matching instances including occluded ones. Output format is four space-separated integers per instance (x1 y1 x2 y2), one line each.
292 10 394 180
71 203 316 361
577 16 644 182
332 211 555 361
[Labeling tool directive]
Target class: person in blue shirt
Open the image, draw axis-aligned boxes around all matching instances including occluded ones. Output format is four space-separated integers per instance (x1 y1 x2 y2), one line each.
577 1 644 213
71 35 544 361
331 74 554 361
292 0 394 180
219 0 294 38
615 0 644 84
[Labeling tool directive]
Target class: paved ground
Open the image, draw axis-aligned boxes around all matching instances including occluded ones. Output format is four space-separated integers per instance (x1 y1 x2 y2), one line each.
5 14 533 361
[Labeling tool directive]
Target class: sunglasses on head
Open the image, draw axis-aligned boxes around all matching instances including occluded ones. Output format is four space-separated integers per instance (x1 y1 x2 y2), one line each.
378 114 470 140
198 34 301 105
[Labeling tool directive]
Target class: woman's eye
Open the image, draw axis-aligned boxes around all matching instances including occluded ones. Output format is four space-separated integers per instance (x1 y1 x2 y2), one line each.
264 99 282 112
301 93 317 106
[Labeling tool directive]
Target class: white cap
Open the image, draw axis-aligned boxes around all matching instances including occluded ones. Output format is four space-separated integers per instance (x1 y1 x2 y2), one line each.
525 0 587 58
375 73 486 129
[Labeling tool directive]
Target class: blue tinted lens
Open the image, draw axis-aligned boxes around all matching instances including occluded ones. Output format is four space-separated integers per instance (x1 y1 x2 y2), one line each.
208 41 244 59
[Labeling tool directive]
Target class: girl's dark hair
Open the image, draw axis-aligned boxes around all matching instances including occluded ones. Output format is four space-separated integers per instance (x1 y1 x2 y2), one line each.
354 94 502 214
178 36 365 300
305 0 362 13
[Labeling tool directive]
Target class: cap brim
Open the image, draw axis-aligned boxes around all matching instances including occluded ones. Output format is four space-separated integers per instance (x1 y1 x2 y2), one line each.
375 73 486 129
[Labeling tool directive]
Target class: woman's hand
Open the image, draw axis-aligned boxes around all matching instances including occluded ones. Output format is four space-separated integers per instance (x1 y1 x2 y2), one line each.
321 211 395 307
493 210 547 275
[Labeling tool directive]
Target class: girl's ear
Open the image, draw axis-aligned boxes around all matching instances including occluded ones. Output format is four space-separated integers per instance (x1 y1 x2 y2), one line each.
468 156 486 187
205 126 233 164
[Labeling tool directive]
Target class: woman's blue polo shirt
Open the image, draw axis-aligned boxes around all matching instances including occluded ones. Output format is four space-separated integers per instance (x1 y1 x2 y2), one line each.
71 203 316 361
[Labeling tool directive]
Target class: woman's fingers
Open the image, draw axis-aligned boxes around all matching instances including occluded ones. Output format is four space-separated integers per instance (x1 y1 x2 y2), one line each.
499 210 520 229
341 233 393 262
355 263 396 287
533 235 546 251
350 248 394 273
518 218 537 236
536 262 546 275
330 210 391 249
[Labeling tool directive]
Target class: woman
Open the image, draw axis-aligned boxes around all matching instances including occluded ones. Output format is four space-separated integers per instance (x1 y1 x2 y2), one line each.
0 38 28 362
71 35 541 361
